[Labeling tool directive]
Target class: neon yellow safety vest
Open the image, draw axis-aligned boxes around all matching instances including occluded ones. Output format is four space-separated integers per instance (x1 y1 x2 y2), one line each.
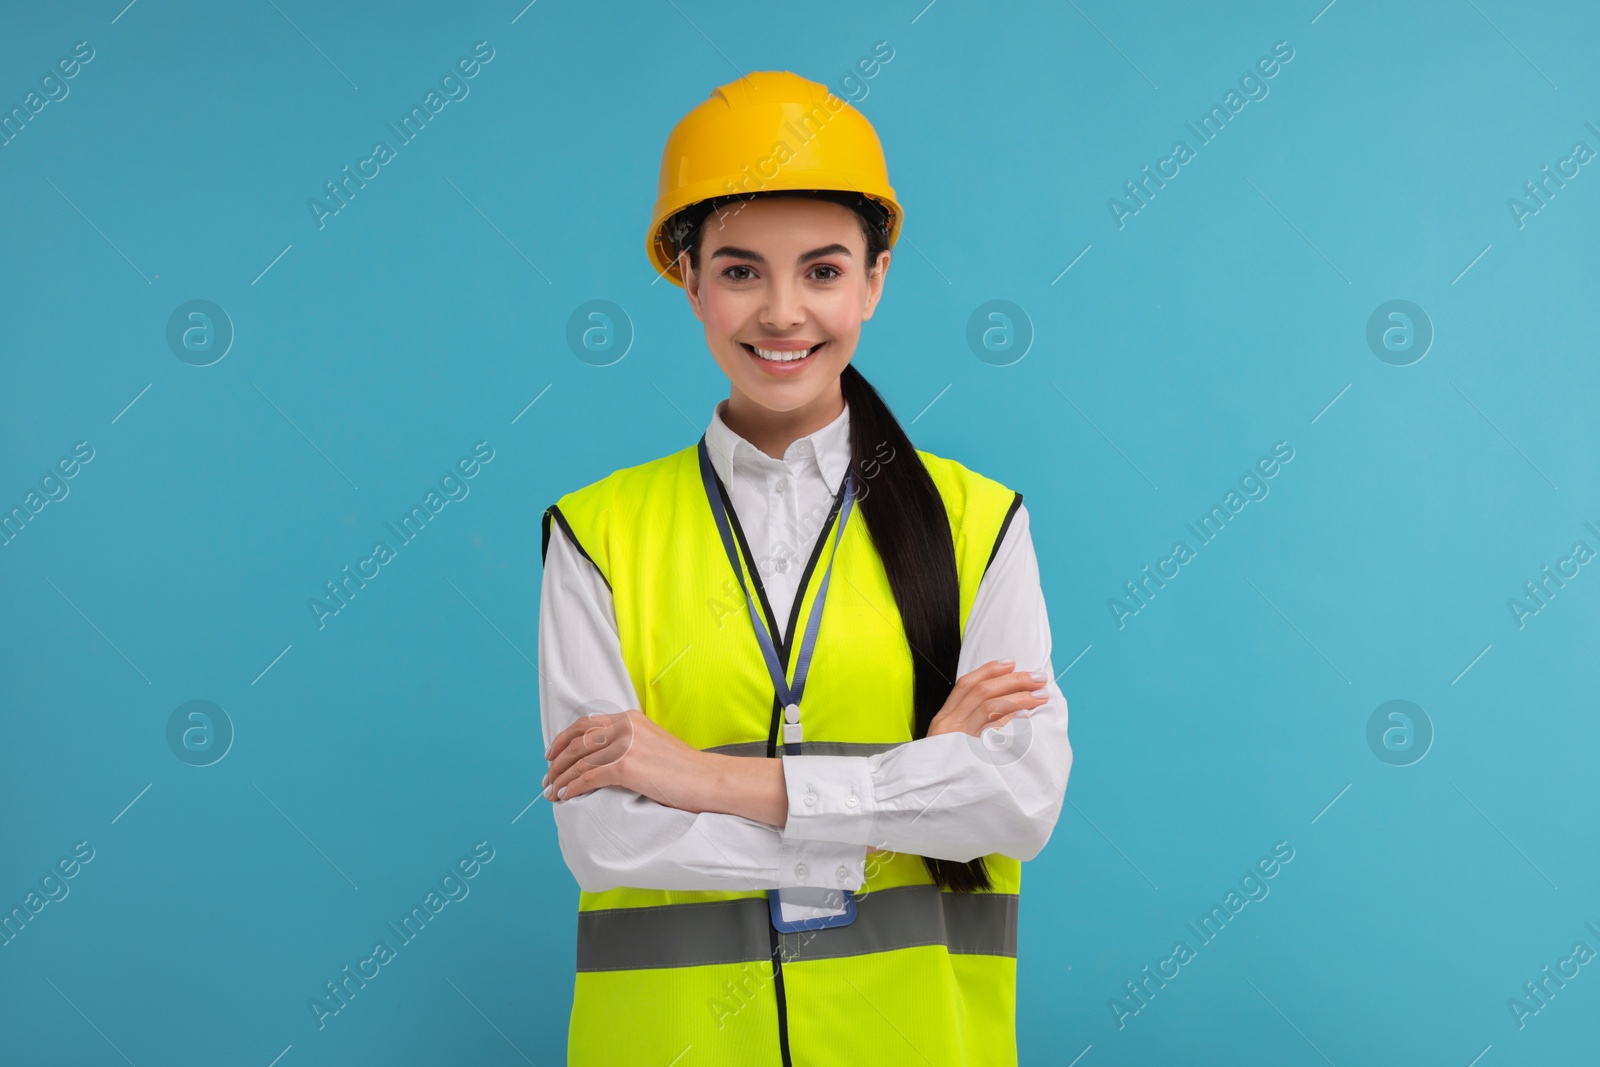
541 439 1025 1067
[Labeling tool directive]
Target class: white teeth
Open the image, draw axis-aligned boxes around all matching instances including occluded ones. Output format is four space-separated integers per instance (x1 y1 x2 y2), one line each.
751 344 816 362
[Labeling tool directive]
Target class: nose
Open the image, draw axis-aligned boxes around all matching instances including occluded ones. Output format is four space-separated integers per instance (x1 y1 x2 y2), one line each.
759 275 805 330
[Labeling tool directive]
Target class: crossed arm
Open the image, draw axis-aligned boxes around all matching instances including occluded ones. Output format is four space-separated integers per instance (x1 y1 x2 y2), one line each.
536 503 1073 894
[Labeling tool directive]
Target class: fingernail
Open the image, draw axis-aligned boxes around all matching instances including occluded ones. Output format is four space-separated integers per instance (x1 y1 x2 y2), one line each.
1029 670 1047 682
556 786 568 799
999 658 1015 665
543 786 553 799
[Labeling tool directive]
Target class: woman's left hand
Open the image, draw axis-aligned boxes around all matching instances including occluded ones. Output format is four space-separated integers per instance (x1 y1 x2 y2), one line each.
543 709 710 811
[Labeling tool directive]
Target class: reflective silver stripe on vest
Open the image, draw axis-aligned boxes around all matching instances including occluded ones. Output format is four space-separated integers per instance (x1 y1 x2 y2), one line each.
705 740 905 758
576 884 1018 972
577 897 772 972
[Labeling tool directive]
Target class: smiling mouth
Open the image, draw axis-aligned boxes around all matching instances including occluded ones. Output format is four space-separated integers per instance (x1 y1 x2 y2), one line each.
742 342 825 364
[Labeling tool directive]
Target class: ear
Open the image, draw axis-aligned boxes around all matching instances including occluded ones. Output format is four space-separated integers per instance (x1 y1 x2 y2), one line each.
680 251 706 322
860 250 891 322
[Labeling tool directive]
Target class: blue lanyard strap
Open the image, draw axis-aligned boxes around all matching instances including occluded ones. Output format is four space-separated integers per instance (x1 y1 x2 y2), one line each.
697 435 856 755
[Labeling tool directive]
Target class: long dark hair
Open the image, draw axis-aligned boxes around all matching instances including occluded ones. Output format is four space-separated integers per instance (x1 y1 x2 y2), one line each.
671 189 992 893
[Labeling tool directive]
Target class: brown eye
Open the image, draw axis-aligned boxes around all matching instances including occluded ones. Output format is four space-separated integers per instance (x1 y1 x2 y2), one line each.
812 265 842 281
722 265 755 281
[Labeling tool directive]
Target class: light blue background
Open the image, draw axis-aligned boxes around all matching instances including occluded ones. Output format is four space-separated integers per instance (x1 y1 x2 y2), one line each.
3 1 1597 1064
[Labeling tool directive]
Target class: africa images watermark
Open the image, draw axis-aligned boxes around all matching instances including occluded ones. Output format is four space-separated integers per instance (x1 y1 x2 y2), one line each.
708 842 904 1030
309 441 496 630
1506 520 1599 629
1 840 97 949
1108 40 1296 229
307 41 496 230
756 439 898 577
1506 118 1600 230
1507 917 1600 1030
1108 441 1295 629
693 39 896 242
705 439 897 630
307 840 496 1030
1 39 96 149
1108 840 1297 1029
1 440 96 549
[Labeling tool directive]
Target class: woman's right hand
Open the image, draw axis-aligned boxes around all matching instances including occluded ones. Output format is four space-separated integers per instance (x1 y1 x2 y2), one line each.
926 658 1049 739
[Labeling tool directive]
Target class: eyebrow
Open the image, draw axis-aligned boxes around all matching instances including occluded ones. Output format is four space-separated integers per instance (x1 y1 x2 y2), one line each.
707 243 854 266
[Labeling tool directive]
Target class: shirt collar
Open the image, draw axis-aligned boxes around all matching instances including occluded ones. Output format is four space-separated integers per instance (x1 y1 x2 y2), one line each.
705 398 853 496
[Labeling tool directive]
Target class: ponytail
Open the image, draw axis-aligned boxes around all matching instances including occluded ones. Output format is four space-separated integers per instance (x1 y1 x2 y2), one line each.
840 365 992 893
669 188 992 892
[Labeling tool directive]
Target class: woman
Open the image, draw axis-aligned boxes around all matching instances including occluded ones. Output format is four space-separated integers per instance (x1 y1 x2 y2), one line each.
538 71 1073 1066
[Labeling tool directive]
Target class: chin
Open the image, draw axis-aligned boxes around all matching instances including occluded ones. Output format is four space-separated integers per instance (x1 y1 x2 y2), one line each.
744 384 817 409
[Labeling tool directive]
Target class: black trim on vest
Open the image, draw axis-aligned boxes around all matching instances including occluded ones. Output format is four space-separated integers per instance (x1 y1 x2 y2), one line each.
982 491 1024 581
709 465 796 1067
703 464 786 667
703 459 849 747
703 457 848 1067
541 504 611 593
768 923 794 1067
778 476 852 677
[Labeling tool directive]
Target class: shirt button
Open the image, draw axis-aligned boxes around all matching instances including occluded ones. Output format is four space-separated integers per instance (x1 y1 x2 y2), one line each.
775 478 789 494
845 795 859 808
836 865 850 883
775 558 789 573
803 791 817 806
794 863 809 879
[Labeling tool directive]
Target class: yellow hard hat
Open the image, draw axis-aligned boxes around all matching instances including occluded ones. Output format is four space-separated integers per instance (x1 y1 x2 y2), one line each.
647 70 903 287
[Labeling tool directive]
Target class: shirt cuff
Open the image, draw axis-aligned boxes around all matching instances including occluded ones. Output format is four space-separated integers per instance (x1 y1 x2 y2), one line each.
780 753 879 848
774 835 868 891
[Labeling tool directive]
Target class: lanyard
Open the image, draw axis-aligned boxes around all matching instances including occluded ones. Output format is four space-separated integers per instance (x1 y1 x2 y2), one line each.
698 434 863 932
697 435 856 756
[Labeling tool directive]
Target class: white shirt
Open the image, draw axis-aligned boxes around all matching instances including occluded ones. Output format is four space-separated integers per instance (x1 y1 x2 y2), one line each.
538 398 1073 894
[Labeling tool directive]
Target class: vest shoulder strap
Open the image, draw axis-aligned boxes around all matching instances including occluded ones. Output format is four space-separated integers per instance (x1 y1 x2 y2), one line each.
540 445 697 585
914 449 1024 629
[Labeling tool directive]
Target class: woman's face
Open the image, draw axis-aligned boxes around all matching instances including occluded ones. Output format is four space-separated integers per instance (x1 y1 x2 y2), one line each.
680 196 890 419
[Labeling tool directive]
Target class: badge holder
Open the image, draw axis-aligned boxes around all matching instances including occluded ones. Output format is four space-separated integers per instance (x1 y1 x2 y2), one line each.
768 886 859 933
